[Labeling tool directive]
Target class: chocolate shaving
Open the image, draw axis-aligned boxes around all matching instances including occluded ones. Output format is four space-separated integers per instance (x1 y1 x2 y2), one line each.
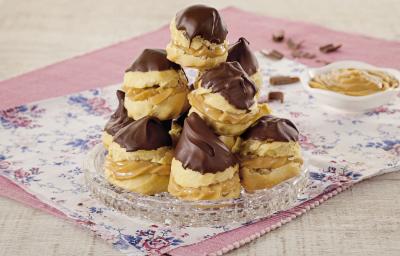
287 38 304 50
291 50 316 59
269 76 300 85
319 44 342 53
315 59 331 65
261 49 284 60
272 30 285 42
268 91 284 103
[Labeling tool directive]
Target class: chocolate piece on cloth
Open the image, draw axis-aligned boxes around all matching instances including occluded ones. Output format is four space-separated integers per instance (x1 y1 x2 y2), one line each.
113 116 172 152
227 37 259 76
291 50 316 59
269 76 300 85
200 61 257 110
287 38 304 50
319 43 342 53
272 30 285 42
268 91 284 103
174 112 237 174
261 49 284 60
175 4 228 44
241 115 299 142
104 90 133 136
125 49 181 72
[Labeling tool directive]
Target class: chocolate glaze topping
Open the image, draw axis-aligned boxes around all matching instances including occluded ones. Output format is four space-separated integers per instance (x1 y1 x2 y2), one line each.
200 62 257 110
175 113 237 173
125 49 181 72
227 37 259 76
113 116 172 152
175 5 228 44
104 90 133 135
242 115 299 142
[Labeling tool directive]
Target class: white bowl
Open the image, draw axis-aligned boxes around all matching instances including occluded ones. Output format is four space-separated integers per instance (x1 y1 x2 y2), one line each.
300 60 400 112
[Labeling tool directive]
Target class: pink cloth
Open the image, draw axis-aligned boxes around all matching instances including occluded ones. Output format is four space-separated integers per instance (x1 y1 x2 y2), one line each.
1 7 399 110
1 6 400 255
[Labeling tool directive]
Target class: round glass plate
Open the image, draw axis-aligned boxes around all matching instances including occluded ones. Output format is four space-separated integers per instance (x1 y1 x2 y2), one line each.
83 144 309 227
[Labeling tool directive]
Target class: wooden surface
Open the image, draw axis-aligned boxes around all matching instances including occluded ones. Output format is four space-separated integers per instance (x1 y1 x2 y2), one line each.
1 1 400 255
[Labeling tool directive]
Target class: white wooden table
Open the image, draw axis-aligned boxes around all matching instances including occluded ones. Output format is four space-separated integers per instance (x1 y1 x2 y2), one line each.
1 1 399 255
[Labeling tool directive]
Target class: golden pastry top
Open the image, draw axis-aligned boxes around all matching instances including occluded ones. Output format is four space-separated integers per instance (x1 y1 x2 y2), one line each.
309 68 399 96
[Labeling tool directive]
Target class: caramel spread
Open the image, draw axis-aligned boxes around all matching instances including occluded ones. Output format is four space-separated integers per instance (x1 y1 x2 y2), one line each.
309 68 399 96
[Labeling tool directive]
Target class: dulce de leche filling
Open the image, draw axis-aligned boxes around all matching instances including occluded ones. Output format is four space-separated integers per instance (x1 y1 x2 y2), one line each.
309 68 399 96
104 155 170 181
241 155 303 171
188 92 266 124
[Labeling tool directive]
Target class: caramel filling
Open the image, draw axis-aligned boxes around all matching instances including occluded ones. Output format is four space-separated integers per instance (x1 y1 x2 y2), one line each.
172 41 227 58
188 92 267 125
241 155 303 170
309 68 399 96
104 156 170 181
168 173 241 201
125 82 188 103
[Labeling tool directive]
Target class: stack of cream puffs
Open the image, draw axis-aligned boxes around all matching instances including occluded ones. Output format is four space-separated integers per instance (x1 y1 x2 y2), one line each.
100 4 304 200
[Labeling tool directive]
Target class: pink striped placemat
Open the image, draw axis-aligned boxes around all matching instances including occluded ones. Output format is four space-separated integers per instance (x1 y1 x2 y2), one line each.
1 6 400 256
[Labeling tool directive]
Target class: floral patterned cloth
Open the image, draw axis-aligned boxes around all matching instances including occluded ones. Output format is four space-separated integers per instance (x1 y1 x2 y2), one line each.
1 56 399 256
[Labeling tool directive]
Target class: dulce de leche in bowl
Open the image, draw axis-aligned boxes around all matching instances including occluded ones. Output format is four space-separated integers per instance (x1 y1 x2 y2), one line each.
301 60 400 112
309 68 399 96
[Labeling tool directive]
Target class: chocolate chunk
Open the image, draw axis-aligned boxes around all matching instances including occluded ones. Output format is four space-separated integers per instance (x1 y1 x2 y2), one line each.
227 37 259 76
175 113 237 173
287 38 304 50
272 30 285 42
319 44 342 53
269 76 300 85
113 116 172 152
261 49 284 60
200 62 257 110
104 90 133 136
315 59 331 65
175 5 228 44
291 50 316 59
126 49 181 72
268 91 284 103
241 115 299 142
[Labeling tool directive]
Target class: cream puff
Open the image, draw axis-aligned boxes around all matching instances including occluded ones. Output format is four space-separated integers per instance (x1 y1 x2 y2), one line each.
227 37 263 90
105 116 173 195
103 90 133 149
188 61 271 136
166 5 229 69
168 112 241 200
123 48 189 120
239 115 303 192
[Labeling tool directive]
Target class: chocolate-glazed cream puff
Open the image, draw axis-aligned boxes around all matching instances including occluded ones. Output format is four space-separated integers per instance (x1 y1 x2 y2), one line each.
239 115 303 192
227 37 263 90
103 90 133 149
123 49 189 120
188 62 271 137
105 116 173 195
166 5 229 69
168 113 241 201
